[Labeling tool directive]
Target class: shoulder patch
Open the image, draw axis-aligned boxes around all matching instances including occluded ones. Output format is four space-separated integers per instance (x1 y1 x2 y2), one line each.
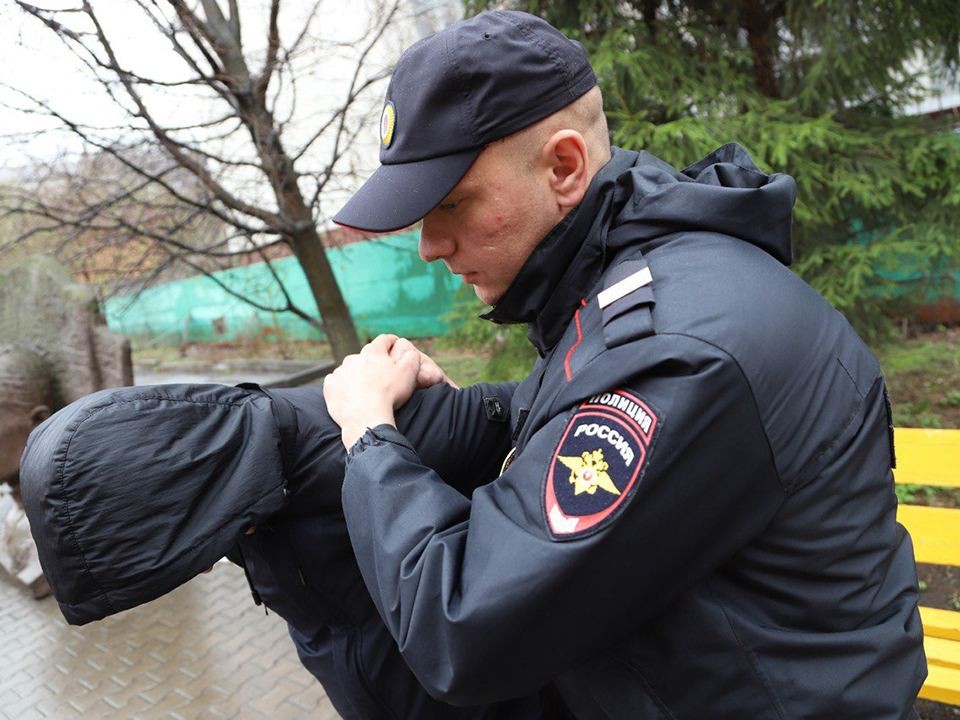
544 390 660 540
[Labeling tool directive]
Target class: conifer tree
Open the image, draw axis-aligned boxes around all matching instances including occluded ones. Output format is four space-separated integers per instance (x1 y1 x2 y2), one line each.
472 1 960 335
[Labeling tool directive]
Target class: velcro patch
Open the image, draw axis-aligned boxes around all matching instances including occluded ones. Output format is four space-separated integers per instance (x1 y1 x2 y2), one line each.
544 390 660 539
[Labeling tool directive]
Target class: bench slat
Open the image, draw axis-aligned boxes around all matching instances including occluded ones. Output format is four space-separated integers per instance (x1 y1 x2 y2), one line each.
894 428 960 488
920 662 960 705
921 607 960 642
926 635 960 671
896 505 960 567
893 428 960 705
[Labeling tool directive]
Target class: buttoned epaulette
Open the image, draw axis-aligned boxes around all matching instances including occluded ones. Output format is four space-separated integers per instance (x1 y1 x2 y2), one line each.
599 252 656 349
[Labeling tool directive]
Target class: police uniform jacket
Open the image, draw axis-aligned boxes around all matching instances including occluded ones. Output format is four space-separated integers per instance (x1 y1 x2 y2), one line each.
340 145 927 719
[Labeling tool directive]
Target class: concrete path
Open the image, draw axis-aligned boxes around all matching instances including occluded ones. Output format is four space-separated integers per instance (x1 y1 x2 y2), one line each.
0 563 340 719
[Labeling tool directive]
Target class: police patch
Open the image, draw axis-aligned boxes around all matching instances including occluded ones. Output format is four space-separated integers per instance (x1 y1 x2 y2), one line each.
545 390 660 539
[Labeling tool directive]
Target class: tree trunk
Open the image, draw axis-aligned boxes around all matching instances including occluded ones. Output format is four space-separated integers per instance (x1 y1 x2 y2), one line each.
740 0 783 99
240 95 362 361
289 224 362 359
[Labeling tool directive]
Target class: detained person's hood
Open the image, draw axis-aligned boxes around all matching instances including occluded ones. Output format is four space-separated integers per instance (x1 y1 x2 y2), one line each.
19 380 515 626
19 384 289 625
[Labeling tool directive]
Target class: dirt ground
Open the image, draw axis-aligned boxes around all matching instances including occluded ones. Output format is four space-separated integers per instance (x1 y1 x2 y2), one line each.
918 698 960 719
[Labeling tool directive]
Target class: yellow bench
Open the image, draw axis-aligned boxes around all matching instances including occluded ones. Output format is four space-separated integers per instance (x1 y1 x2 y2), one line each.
894 428 960 706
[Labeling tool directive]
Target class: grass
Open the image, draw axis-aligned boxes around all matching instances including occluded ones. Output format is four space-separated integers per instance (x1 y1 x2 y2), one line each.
133 336 493 387
134 338 333 365
874 328 960 507
876 334 960 375
895 483 960 507
430 350 493 387
874 328 960 430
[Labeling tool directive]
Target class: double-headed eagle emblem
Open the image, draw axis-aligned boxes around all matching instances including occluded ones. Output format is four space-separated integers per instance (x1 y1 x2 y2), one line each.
556 449 621 497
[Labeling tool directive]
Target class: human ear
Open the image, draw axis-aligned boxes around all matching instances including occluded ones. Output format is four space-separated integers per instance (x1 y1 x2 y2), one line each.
29 405 51 428
543 130 590 209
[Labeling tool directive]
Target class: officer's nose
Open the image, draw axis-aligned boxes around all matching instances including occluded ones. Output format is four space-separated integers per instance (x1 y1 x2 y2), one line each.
419 217 456 263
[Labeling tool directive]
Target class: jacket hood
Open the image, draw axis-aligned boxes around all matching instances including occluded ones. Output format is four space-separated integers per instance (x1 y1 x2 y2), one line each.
19 380 517 626
609 143 796 265
19 384 288 625
486 144 796 352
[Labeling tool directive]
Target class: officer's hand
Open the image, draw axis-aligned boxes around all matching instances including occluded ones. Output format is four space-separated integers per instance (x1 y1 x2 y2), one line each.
389 337 459 390
324 334 422 449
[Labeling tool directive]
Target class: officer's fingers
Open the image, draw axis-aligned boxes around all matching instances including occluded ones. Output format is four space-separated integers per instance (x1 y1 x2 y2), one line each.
390 337 416 361
388 337 455 386
322 375 335 405
326 359 350 394
395 347 422 382
398 341 445 381
394 336 420 354
329 353 359 379
363 334 398 356
417 351 459 389
322 367 348 409
383 348 419 409
416 354 446 388
416 362 441 388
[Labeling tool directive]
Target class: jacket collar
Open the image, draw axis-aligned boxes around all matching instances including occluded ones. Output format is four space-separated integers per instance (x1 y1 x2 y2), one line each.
482 148 640 354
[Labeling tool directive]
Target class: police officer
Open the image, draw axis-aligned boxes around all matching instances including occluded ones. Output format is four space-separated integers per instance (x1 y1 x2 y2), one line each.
324 10 926 720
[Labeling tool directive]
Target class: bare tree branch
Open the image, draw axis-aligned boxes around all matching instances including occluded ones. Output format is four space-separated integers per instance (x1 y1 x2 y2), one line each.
255 0 281 102
4 0 417 360
79 2 285 228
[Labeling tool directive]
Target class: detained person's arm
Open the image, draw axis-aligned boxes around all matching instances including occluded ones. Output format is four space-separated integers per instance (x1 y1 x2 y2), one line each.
274 336 517 515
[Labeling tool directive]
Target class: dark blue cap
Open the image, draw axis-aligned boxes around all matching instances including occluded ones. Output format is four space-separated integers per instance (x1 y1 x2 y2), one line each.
333 10 597 232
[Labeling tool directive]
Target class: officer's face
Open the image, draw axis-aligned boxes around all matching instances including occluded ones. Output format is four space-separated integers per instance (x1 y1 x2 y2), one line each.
419 138 565 305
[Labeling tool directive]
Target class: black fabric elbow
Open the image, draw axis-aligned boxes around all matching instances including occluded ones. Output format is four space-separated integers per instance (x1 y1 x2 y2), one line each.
402 649 522 707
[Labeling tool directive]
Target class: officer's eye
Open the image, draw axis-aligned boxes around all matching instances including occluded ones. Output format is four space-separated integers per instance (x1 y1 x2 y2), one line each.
438 199 461 211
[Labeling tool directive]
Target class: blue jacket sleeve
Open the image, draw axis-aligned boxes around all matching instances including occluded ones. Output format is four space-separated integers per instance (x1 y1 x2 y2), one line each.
398 382 517 495
341 336 784 705
271 381 517 515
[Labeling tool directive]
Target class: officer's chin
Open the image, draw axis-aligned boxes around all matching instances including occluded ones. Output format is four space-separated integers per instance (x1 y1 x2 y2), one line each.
472 283 501 307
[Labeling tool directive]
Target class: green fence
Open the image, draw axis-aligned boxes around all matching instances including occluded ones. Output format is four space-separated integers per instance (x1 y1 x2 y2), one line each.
104 232 463 345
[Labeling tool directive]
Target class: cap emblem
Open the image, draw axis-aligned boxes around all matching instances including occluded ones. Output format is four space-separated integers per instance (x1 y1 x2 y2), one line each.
380 101 396 148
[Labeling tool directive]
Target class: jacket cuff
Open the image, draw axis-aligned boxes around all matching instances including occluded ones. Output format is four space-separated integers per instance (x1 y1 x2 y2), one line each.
346 424 416 464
